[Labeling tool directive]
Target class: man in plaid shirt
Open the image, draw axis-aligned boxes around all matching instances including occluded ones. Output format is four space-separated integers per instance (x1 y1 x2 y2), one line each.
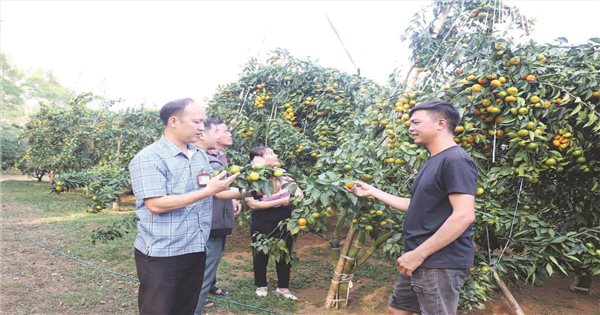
129 98 238 315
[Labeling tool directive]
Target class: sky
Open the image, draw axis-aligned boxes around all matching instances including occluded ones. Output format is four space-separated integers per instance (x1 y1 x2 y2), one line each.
1 0 599 109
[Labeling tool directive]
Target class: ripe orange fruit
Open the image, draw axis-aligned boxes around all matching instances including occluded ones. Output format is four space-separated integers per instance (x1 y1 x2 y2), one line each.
530 96 540 103
544 158 557 166
476 187 485 196
344 182 355 189
487 106 501 114
526 74 536 82
298 218 308 226
471 84 482 92
490 80 501 88
552 139 561 147
499 76 507 83
505 96 517 102
247 172 260 181
507 87 519 95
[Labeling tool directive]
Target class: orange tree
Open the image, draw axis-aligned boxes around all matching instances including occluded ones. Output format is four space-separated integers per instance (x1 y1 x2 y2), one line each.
398 0 600 307
208 1 599 310
18 93 101 181
20 93 162 212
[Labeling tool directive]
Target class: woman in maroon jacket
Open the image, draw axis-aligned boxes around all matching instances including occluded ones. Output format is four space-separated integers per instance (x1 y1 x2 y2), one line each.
245 145 303 301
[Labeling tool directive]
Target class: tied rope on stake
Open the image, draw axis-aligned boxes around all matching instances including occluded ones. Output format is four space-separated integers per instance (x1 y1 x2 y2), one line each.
328 254 356 306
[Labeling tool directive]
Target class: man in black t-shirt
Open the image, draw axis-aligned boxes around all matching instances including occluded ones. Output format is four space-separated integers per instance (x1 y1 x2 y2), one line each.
348 100 477 315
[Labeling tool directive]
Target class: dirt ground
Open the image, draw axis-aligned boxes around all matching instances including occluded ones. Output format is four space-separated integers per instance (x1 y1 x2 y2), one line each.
1 175 599 314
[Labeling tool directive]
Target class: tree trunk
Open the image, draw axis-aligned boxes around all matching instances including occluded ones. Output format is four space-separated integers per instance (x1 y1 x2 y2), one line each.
336 230 366 307
37 170 47 182
112 196 122 211
571 269 592 294
325 226 357 309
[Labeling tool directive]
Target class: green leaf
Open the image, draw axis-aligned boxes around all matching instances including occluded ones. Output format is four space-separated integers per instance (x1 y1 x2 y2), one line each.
569 104 582 117
545 263 554 276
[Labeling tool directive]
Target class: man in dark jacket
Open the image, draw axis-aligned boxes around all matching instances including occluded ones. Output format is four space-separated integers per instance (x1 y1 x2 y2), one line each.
195 118 241 314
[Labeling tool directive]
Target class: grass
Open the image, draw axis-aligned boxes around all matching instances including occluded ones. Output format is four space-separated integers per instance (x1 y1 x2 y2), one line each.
1 180 138 314
0 180 393 314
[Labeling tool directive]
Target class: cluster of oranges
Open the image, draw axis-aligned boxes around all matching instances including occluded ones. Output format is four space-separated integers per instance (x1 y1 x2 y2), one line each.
254 83 271 109
243 126 254 138
283 102 296 122
303 96 315 106
551 132 572 150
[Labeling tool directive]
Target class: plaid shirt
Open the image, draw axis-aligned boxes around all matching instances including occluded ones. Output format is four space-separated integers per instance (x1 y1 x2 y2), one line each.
129 136 213 257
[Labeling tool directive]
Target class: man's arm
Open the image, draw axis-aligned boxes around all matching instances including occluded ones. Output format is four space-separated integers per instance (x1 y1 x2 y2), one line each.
348 182 410 212
396 193 475 276
145 172 239 214
245 196 289 210
215 187 242 200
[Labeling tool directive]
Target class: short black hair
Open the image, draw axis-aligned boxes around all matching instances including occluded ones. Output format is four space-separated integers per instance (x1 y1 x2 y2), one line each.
204 117 224 130
249 145 271 162
409 100 460 132
159 98 195 125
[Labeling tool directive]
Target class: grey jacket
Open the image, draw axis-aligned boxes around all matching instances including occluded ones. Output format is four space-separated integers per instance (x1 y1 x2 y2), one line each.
208 152 235 237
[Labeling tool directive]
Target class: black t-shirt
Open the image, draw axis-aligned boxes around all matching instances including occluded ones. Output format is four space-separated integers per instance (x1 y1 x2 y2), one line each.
403 145 477 268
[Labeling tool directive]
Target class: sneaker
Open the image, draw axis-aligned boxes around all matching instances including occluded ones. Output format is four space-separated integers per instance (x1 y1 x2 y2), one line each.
255 286 268 297
274 288 298 301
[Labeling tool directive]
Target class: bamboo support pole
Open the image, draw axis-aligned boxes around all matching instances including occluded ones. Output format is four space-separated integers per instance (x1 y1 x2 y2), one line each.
324 226 357 309
493 272 525 315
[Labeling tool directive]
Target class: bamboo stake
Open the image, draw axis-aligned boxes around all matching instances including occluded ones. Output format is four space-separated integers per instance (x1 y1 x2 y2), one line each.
336 231 367 306
493 272 525 315
324 226 357 309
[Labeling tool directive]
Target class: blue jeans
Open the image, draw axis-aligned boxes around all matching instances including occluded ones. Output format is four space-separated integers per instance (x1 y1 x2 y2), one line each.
194 236 226 315
388 268 468 315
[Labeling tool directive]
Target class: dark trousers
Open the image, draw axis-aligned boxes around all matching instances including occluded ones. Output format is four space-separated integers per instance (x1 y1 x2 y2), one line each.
135 249 206 315
209 235 227 290
251 229 293 288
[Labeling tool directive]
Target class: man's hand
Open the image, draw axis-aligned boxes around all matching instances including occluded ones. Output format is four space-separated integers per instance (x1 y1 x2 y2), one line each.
205 171 239 195
396 250 426 277
232 199 242 216
346 181 377 198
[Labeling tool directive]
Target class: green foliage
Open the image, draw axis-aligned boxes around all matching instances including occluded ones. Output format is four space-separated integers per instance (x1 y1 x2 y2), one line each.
1 53 70 126
18 93 100 176
90 214 138 244
205 0 600 310
52 166 131 213
0 123 26 170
